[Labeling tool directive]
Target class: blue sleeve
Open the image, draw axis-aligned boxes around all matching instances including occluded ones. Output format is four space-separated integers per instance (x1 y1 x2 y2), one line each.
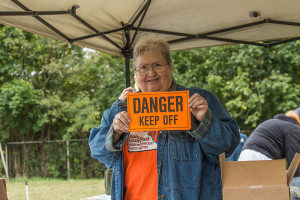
88 105 122 169
227 133 247 161
191 88 240 163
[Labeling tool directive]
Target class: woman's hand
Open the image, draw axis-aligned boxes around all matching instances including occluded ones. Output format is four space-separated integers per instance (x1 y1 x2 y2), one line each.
119 87 134 100
112 111 131 135
188 93 208 122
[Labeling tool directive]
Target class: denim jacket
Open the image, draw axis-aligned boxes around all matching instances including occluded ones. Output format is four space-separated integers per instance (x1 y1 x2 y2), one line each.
89 83 240 200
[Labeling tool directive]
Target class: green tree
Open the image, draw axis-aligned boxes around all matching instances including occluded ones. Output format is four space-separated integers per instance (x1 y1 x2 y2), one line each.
172 42 300 131
83 52 128 115
0 80 43 141
0 80 43 176
1 24 300 178
0 25 107 178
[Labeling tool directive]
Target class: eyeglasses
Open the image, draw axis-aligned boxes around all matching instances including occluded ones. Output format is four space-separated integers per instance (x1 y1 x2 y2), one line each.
135 63 169 75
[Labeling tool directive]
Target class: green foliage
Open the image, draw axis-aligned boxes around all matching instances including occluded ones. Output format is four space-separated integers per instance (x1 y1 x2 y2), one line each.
1 24 300 178
84 52 127 112
0 25 107 178
172 42 300 131
0 80 43 140
65 92 100 139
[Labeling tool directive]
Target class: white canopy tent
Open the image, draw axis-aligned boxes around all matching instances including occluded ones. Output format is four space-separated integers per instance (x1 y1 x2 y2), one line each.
1 0 300 87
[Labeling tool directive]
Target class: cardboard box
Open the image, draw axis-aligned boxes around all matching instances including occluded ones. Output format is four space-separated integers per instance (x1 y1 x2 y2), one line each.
219 152 300 200
0 178 8 200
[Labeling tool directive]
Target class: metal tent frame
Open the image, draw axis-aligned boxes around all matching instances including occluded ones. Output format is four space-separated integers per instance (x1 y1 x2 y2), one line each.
1 0 300 87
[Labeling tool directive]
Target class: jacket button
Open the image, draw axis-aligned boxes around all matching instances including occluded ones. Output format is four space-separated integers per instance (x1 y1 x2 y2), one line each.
161 195 165 199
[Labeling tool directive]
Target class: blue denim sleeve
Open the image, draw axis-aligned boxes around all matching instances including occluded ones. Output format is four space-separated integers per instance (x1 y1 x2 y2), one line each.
190 88 240 164
88 105 122 169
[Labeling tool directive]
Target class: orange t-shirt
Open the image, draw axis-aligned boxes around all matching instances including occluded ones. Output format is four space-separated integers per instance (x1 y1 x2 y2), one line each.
123 131 159 200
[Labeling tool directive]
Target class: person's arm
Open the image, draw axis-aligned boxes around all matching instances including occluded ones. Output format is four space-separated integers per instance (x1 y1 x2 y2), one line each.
188 88 240 164
89 105 124 169
111 87 134 107
89 88 134 168
285 127 300 176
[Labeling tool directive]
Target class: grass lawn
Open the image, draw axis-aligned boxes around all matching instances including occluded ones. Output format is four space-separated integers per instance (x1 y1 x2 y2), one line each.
6 178 106 200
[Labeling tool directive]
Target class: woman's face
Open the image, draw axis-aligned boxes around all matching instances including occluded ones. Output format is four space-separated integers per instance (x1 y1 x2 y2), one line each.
134 51 173 92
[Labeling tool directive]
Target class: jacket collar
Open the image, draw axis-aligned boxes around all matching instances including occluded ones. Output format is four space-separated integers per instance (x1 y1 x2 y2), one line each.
274 114 299 125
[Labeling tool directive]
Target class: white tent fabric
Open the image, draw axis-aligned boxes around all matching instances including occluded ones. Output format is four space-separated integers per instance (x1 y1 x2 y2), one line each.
1 0 300 57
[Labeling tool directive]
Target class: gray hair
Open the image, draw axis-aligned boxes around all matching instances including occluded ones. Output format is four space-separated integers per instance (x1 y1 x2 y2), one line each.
133 34 172 69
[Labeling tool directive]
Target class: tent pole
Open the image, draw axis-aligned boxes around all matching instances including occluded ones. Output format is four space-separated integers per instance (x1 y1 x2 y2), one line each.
125 56 130 87
0 143 9 180
5 144 8 177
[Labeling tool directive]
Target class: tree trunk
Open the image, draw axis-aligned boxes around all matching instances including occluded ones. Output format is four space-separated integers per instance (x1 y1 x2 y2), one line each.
22 143 29 177
12 145 21 178
80 141 85 178
47 123 51 140
38 143 48 177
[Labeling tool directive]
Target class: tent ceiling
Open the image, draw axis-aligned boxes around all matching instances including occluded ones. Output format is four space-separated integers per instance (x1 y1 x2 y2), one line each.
1 0 300 58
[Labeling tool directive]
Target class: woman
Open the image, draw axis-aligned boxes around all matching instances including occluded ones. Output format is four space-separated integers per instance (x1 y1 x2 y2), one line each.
89 34 239 200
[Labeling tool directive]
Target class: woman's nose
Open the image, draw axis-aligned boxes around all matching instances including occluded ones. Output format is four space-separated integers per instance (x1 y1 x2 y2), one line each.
147 65 157 76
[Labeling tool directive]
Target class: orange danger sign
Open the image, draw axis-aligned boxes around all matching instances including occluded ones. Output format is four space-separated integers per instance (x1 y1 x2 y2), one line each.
127 91 191 132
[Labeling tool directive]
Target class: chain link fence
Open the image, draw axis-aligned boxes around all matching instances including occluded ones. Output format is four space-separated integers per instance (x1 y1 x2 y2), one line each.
0 139 106 180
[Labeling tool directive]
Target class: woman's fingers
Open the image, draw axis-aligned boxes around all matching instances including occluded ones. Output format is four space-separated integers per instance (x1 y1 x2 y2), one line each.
119 87 134 100
188 94 208 121
188 94 207 108
113 111 131 134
